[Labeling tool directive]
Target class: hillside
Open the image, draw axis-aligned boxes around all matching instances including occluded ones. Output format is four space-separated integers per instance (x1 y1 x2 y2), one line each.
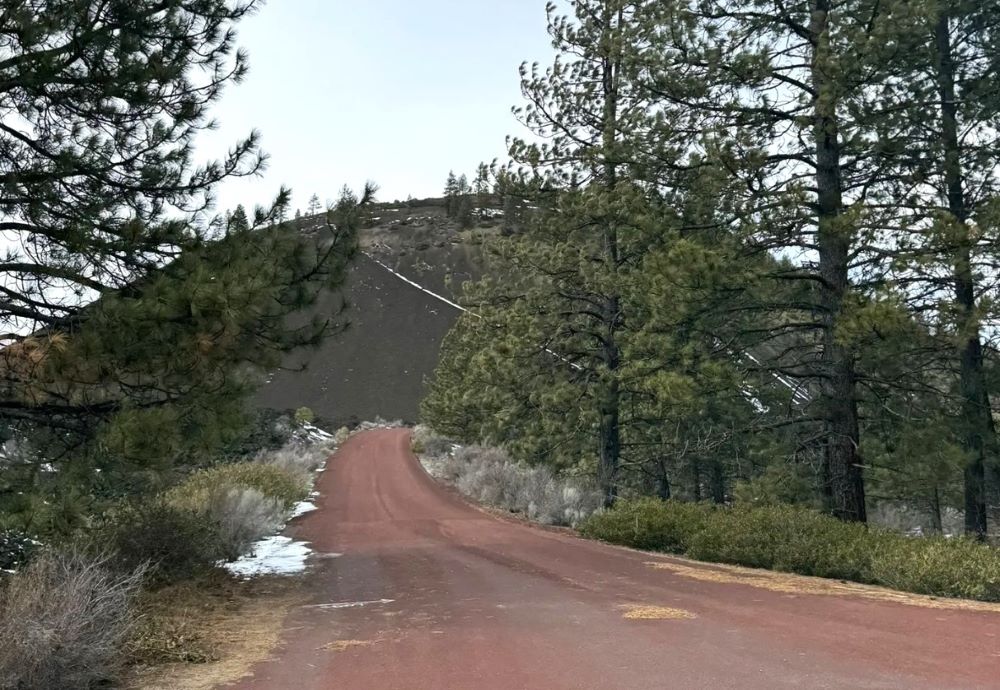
253 200 496 426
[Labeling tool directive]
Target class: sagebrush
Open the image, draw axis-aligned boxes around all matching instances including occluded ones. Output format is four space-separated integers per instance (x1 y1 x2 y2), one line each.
415 428 602 527
0 548 144 690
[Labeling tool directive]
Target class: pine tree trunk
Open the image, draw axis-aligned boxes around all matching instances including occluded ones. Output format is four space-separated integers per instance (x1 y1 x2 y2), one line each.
596 3 623 508
708 459 726 504
656 459 672 501
811 0 866 523
930 485 943 534
691 458 703 502
598 364 621 507
934 11 994 539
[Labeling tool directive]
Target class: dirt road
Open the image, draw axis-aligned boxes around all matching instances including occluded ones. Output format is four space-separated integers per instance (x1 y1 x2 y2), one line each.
229 429 1000 689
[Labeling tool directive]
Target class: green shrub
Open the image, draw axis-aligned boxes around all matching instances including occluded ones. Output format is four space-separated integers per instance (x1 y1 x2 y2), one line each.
581 499 1000 602
294 406 315 425
867 536 1000 601
166 462 307 511
94 500 227 585
579 498 711 552
685 504 876 581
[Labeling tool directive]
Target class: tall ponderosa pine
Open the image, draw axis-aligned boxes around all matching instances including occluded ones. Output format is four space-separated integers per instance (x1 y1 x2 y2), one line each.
426 2 763 506
645 0 915 521
870 1 1000 537
0 0 369 517
505 0 658 505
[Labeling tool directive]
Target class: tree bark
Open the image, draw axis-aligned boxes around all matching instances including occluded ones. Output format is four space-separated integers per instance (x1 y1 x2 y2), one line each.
655 459 672 501
930 485 943 534
933 10 994 539
811 0 867 522
708 458 726 504
596 2 623 508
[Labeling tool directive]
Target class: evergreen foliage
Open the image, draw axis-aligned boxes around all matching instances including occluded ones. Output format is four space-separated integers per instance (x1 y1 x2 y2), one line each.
0 1 372 534
423 0 1000 538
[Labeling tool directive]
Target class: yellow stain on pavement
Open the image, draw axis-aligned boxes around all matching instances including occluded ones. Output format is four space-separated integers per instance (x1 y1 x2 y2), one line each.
619 604 697 620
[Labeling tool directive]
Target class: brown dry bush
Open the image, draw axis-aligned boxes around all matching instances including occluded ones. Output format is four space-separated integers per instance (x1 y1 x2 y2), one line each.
0 548 144 690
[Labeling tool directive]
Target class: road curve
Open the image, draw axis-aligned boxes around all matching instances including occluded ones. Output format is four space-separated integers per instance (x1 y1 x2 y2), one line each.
230 429 1000 689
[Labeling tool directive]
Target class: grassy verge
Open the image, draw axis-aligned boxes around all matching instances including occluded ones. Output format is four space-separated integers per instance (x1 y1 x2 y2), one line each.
580 498 1000 602
0 423 336 689
125 574 304 690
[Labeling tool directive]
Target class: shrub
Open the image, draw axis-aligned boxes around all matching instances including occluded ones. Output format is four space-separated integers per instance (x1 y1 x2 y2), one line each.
580 498 712 552
581 499 1000 602
256 440 331 482
95 500 227 584
0 548 144 690
167 462 307 511
425 443 602 527
208 486 285 561
412 424 453 458
294 406 315 425
866 536 1000 601
334 426 351 445
685 504 875 581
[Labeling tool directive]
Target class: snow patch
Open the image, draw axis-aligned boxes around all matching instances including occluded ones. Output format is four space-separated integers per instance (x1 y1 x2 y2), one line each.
223 536 312 578
291 500 317 518
301 423 334 442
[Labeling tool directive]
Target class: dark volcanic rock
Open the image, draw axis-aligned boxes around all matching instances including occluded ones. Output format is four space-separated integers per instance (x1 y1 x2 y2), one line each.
257 200 497 426
254 254 462 427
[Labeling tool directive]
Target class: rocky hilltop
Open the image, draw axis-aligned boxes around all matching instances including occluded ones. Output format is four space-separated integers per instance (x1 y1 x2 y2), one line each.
254 199 501 426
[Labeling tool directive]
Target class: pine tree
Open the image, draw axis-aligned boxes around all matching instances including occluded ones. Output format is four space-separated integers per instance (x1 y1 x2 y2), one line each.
444 171 460 217
505 1 656 504
229 205 250 233
642 0 918 522
867 1 1000 537
307 194 322 217
0 1 371 520
474 163 492 219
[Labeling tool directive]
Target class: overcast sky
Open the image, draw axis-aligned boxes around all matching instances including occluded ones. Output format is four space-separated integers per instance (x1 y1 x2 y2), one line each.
200 0 555 214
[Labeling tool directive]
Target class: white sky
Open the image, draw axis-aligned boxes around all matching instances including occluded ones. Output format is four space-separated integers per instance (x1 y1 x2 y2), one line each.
200 0 555 213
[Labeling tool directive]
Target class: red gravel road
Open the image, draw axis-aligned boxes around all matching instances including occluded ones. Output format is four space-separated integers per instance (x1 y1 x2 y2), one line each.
229 429 1000 689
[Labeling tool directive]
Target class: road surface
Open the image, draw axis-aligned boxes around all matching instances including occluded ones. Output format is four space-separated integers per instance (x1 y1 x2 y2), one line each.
230 429 1000 689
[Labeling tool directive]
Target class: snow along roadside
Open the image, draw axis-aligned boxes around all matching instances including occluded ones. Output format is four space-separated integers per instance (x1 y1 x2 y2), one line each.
222 423 335 578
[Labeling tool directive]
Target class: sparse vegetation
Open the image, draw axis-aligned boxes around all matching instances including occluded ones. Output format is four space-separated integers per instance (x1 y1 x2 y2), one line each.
581 500 1000 602
0 548 145 690
415 428 602 527
96 499 229 585
0 428 337 685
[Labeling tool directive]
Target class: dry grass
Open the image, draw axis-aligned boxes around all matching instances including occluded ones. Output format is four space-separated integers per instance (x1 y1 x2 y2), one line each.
0 549 145 690
124 576 305 690
417 436 603 527
619 604 697 620
646 560 1000 613
319 639 379 652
